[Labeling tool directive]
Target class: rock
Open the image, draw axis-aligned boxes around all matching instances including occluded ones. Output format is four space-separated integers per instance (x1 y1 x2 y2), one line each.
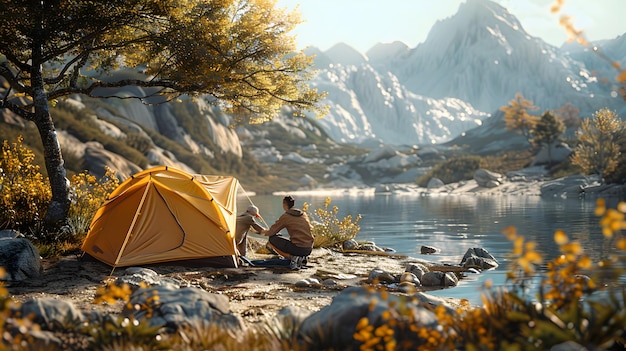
460 248 498 270
297 286 440 350
398 281 418 293
405 263 429 280
530 142 572 166
273 306 313 335
474 169 503 188
375 184 391 193
420 245 438 254
426 177 444 188
124 285 244 331
0 237 42 281
360 243 384 252
295 278 322 288
17 298 85 330
368 268 396 284
83 141 143 179
362 145 399 163
421 271 458 287
322 279 340 289
539 174 611 198
116 267 183 289
298 174 317 186
342 239 359 251
0 229 23 239
399 272 421 286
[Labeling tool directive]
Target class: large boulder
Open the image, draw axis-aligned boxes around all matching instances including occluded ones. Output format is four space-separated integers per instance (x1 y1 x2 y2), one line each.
474 169 503 188
426 177 444 189
123 285 244 331
0 234 42 281
16 298 85 330
296 286 439 350
83 142 143 179
530 142 572 166
420 271 458 287
460 247 499 270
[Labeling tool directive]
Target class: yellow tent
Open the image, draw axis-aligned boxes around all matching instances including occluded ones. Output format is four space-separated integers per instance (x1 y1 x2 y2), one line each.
81 166 239 268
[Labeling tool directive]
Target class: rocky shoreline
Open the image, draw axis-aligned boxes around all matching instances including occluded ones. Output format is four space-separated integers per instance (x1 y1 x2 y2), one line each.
6 172 624 326
2 171 625 348
8 239 475 323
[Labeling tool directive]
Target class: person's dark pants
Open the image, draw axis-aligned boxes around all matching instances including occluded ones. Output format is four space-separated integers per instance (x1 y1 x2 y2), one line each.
268 234 312 258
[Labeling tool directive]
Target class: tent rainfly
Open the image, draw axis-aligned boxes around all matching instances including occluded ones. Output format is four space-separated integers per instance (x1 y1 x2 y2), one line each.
81 166 239 268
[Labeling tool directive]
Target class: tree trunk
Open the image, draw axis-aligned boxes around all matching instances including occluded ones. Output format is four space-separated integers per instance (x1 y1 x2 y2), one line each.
31 23 70 225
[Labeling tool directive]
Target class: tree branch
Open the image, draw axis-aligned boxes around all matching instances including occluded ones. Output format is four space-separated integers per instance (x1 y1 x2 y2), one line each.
0 99 35 121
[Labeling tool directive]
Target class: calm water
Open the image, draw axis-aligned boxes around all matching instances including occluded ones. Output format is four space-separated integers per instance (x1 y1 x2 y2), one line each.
240 193 620 305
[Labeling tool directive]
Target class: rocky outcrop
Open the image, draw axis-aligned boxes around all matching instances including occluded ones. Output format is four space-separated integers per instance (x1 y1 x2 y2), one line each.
460 248 499 270
296 286 440 350
474 169 503 188
0 232 42 281
123 285 245 331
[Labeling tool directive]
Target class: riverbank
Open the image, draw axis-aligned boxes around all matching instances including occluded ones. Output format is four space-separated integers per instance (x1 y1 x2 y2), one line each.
284 172 625 200
7 238 469 326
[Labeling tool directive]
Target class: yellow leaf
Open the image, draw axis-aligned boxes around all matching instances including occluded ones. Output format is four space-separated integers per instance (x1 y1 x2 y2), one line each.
554 229 568 245
617 70 626 83
525 251 543 264
578 256 592 269
617 238 626 251
502 226 517 240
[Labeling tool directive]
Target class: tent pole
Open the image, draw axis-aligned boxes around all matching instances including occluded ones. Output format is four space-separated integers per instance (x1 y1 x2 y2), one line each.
238 183 270 228
113 180 152 268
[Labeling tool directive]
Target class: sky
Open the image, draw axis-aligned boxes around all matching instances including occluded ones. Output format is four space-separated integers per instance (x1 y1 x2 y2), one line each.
275 0 626 53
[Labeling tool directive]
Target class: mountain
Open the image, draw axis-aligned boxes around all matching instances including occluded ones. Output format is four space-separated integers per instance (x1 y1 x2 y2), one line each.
3 0 626 193
306 0 626 148
310 63 488 145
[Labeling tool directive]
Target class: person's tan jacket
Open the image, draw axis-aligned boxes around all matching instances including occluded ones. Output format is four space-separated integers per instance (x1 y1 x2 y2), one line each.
265 208 314 248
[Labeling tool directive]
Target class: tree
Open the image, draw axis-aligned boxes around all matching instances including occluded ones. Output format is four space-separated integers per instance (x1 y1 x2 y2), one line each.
0 0 325 224
553 102 581 139
571 108 624 182
500 93 540 147
530 110 565 165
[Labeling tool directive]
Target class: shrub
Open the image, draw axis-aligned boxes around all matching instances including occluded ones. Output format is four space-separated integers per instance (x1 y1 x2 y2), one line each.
65 167 119 238
0 136 51 233
305 197 361 248
0 136 119 251
571 108 625 182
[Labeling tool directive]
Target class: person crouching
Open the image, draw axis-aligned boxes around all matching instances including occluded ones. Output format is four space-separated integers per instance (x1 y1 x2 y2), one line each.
264 195 313 270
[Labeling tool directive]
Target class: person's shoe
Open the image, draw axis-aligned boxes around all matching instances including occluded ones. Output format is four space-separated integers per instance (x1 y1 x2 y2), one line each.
302 256 308 266
290 256 303 270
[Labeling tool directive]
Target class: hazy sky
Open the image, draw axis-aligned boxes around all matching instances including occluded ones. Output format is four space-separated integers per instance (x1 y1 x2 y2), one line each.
275 0 626 53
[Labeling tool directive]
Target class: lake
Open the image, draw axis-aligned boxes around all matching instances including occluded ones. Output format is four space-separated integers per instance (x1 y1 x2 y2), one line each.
239 192 620 305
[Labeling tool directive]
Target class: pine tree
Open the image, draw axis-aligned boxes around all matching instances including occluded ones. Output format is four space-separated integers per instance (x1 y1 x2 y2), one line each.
531 111 565 165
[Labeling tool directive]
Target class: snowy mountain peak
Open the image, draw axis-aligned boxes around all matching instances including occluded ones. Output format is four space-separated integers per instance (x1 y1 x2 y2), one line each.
324 43 368 66
423 0 533 57
304 0 626 149
366 41 410 66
